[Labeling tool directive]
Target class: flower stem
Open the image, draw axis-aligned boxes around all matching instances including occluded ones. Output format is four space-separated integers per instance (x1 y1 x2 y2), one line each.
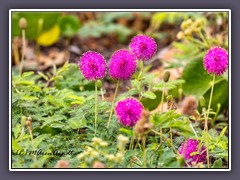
94 81 98 135
159 82 166 143
138 60 145 100
204 74 216 168
107 80 120 128
19 29 26 75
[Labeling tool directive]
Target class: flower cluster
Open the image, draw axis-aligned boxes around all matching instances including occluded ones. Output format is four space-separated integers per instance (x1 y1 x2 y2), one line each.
129 34 157 61
178 138 206 165
115 98 143 127
109 49 137 80
203 47 228 76
79 51 106 81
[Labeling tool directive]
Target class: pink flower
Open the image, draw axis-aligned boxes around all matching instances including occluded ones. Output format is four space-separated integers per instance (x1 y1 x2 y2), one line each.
203 47 228 76
115 97 143 127
129 34 157 61
109 49 137 80
79 51 106 81
179 138 206 165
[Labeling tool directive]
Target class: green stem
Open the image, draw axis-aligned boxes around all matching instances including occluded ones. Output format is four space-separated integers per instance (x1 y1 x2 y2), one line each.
159 82 166 143
204 74 215 168
107 80 120 128
94 81 98 135
19 29 26 75
142 135 147 168
138 61 144 100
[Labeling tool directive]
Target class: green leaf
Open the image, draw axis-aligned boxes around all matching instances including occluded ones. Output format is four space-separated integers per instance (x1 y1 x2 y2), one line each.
12 12 61 39
212 159 223 168
142 91 156 99
22 95 39 101
37 71 49 81
182 56 224 97
203 80 228 112
67 118 87 129
37 25 61 46
59 15 81 37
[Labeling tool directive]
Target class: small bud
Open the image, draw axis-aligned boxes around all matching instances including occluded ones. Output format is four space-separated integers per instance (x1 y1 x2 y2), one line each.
195 19 203 27
48 144 54 151
19 18 27 29
184 28 192 36
26 116 32 127
181 19 193 30
176 31 185 40
106 154 115 161
21 116 26 127
90 150 99 158
199 96 206 107
92 161 105 168
77 153 85 160
92 137 102 145
99 141 108 147
167 95 173 101
55 160 69 168
163 71 170 83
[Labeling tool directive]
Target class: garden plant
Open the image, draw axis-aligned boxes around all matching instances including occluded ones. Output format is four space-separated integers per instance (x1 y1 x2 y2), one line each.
11 11 229 169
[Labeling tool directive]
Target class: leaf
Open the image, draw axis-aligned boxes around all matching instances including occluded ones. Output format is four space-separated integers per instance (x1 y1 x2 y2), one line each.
59 15 81 37
142 91 156 99
203 80 228 112
218 126 228 142
119 128 134 136
12 12 61 39
182 56 224 97
37 71 49 81
22 95 39 101
22 71 34 78
37 25 61 46
67 118 87 129
212 159 223 168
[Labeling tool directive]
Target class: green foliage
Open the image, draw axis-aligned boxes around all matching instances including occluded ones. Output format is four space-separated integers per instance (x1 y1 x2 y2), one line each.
59 15 81 37
78 21 132 43
12 12 61 40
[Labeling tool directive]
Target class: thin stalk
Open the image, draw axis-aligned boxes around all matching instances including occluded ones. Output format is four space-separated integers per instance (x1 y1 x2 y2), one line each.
142 135 147 168
159 82 166 143
94 81 98 135
204 74 216 168
169 127 173 148
203 107 210 168
12 43 20 65
107 80 120 128
138 61 144 100
19 29 26 75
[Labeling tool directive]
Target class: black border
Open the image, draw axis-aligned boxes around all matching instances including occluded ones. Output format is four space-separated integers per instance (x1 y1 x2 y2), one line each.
9 9 230 171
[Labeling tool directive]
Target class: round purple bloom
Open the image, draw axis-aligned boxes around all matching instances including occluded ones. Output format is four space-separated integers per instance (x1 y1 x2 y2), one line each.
179 138 206 165
115 97 144 127
203 47 228 76
79 51 106 81
129 34 157 61
109 49 137 80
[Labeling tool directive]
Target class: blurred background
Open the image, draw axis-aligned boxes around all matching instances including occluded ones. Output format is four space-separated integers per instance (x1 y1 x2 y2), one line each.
11 11 228 71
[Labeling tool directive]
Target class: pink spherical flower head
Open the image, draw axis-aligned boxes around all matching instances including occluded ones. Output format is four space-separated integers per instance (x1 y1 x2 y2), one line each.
203 47 228 76
179 138 206 165
115 97 143 127
129 34 157 61
109 49 137 80
79 51 106 81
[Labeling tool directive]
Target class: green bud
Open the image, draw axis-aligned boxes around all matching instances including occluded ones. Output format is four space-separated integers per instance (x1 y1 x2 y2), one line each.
97 80 102 88
163 71 170 83
166 95 173 101
21 116 27 127
19 18 27 29
176 31 185 40
48 144 54 151
177 155 185 167
199 96 206 107
184 28 192 36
